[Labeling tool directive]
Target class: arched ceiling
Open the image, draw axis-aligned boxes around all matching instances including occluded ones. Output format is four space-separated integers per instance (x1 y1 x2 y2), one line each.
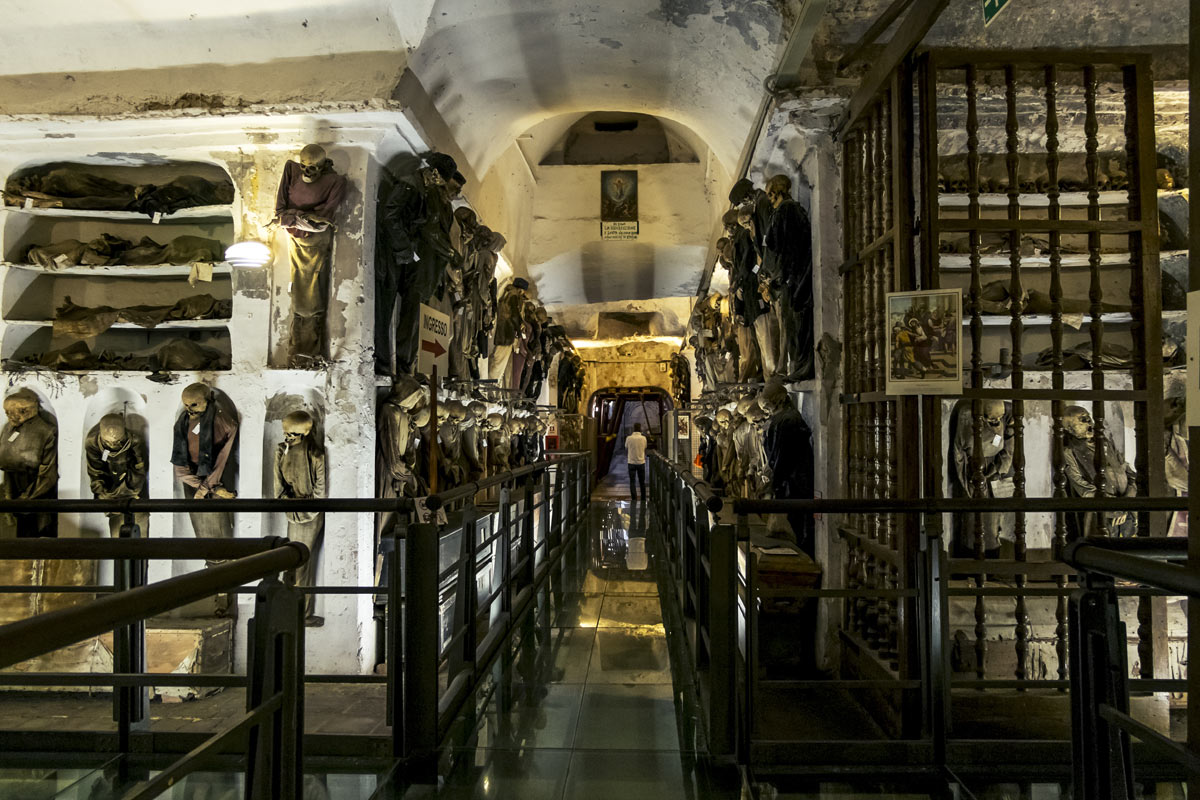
408 0 800 176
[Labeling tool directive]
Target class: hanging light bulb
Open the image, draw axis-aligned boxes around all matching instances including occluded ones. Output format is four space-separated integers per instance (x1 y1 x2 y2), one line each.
224 241 273 268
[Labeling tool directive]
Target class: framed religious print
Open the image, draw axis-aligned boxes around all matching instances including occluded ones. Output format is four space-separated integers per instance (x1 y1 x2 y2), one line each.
884 288 963 396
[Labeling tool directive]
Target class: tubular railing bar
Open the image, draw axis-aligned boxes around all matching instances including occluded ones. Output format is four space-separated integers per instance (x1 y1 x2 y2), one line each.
730 497 1188 514
0 542 308 669
0 497 416 513
1064 541 1200 598
0 536 291 560
0 671 391 689
1097 703 1200 775
120 691 284 800
425 456 579 510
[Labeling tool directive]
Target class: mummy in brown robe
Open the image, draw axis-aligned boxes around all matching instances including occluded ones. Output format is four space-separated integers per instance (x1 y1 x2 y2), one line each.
274 144 348 366
275 411 327 626
0 389 57 538
85 414 148 537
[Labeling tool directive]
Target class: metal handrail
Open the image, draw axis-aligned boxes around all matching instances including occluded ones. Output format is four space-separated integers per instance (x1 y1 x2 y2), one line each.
0 541 308 669
1065 537 1196 596
0 535 292 560
730 496 1188 514
648 451 722 511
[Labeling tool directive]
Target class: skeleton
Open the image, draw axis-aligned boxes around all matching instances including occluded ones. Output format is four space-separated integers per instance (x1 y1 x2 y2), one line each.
462 400 488 480
171 382 237 542
759 379 815 550
85 413 148 537
0 389 58 538
763 174 814 380
490 279 529 387
274 144 348 366
1063 405 1137 538
487 414 513 472
713 408 736 493
275 410 327 625
950 400 1016 555
437 401 468 488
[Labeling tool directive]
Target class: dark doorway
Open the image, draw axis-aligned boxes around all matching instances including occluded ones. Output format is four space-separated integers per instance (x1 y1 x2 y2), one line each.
587 387 672 481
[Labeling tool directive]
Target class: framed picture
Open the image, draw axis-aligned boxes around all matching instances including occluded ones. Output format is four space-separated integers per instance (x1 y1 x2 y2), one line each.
884 288 963 396
676 413 690 440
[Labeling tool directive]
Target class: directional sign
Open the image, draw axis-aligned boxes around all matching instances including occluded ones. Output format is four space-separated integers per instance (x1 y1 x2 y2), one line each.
983 0 1012 26
417 303 451 377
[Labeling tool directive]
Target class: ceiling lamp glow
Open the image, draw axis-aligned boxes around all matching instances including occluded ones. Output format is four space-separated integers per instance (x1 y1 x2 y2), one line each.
224 241 273 269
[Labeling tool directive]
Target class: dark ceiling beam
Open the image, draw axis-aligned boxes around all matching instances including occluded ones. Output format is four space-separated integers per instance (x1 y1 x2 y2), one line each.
837 0 917 73
841 0 951 135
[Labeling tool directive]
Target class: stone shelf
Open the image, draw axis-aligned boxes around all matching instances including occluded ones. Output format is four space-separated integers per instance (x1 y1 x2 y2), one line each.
963 310 1184 327
0 261 232 277
1 205 233 222
2 318 229 329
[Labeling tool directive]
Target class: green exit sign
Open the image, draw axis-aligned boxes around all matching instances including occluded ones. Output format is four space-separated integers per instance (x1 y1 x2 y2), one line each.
983 0 1012 25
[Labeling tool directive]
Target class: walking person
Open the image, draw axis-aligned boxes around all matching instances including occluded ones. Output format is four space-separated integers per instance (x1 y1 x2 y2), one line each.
626 423 648 503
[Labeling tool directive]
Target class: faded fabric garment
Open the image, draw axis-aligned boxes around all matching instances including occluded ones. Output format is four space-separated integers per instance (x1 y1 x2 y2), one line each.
0 413 58 538
275 161 347 239
84 424 149 537
275 437 327 618
51 294 230 338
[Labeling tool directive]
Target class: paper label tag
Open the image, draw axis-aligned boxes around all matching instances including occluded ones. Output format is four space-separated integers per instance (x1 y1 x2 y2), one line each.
752 265 760 274
191 424 200 435
152 212 163 224
1063 313 1084 329
413 497 449 525
53 254 71 267
992 434 1002 447
7 431 19 442
23 198 32 210
101 450 110 462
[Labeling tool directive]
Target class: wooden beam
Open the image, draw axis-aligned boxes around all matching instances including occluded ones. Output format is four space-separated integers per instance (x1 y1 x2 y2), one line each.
841 0 951 136
837 0 917 72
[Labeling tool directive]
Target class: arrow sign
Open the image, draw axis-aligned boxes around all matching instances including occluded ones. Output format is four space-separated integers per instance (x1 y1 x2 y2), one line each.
417 303 451 377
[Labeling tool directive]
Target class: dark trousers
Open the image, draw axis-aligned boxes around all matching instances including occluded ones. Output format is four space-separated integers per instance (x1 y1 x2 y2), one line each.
628 463 646 500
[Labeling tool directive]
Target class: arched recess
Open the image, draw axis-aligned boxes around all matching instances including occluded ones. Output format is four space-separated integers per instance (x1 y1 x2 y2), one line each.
586 386 672 478
261 388 325 541
79 387 149 539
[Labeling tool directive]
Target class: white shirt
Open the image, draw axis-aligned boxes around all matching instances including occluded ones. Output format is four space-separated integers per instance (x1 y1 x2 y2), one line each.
625 432 647 465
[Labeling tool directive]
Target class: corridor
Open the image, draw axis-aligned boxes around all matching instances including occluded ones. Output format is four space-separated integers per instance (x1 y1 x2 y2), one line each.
382 497 739 799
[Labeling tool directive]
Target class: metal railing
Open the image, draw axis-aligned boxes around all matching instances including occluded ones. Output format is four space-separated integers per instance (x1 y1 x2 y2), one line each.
0 451 592 798
1064 536 1200 798
649 451 1191 781
0 535 308 798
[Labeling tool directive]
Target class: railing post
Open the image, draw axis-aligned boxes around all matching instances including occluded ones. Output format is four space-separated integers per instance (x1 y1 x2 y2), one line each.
245 575 304 800
113 513 147 767
922 517 949 769
403 521 441 783
1069 578 1134 800
387 525 405 760
499 485 513 616
707 518 737 761
449 507 479 689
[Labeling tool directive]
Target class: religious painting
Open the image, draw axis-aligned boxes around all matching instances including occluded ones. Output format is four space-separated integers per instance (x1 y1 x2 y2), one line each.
600 170 638 240
884 288 963 396
676 412 690 440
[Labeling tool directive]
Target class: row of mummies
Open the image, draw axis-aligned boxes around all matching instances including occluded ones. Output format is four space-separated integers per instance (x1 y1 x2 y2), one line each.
688 175 815 392
372 151 574 396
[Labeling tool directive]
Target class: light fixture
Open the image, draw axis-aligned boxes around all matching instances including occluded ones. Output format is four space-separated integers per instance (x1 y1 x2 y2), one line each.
224 241 273 269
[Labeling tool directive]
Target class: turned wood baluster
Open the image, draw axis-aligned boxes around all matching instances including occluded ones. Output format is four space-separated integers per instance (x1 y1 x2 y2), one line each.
1004 65 1030 686
1045 64 1071 687
1124 66 1155 681
965 64 988 682
1083 66 1109 534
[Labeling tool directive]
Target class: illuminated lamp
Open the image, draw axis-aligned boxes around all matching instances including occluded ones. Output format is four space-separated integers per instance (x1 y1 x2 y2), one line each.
224 241 273 268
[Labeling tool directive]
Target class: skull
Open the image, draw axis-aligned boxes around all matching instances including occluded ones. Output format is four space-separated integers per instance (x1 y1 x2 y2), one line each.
448 401 467 424
468 401 487 423
98 414 129 450
181 383 210 419
1064 406 1095 441
484 413 505 432
981 400 1007 437
757 378 789 416
715 408 732 431
412 406 431 428
299 144 329 184
282 410 314 446
390 376 426 411
2 389 39 427
695 415 713 434
435 403 452 425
